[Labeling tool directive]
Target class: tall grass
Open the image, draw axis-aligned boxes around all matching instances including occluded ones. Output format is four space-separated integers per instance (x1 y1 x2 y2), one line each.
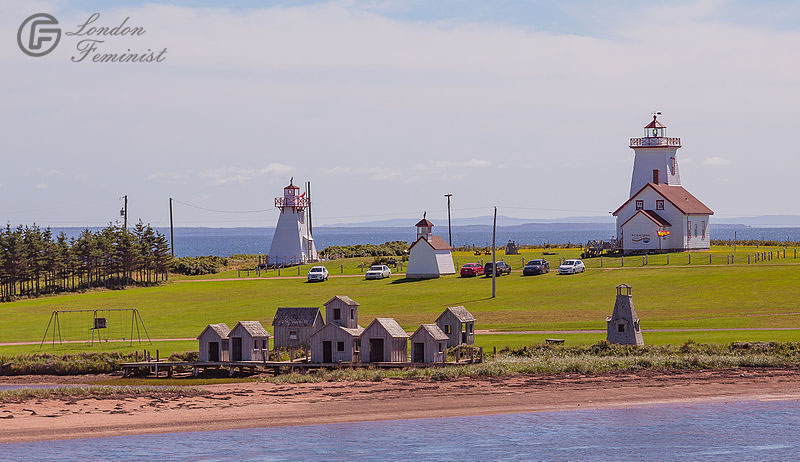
0 385 204 402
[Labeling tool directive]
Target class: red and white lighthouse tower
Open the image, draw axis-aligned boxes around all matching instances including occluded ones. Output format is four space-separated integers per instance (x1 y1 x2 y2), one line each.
268 179 317 265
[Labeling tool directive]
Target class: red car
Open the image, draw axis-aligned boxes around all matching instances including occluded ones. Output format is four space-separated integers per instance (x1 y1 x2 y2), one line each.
460 263 484 277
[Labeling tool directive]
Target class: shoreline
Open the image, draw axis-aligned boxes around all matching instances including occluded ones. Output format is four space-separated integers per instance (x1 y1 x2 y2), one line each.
2 368 800 443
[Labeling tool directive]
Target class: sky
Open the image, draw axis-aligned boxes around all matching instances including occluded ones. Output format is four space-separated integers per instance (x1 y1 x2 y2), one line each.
2 0 799 227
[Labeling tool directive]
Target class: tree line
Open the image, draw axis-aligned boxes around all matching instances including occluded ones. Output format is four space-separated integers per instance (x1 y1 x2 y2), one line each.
0 222 171 301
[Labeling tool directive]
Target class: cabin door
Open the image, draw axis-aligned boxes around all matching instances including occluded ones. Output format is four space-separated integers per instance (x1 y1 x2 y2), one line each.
322 341 333 363
232 337 242 361
208 341 220 362
412 342 425 363
369 338 384 362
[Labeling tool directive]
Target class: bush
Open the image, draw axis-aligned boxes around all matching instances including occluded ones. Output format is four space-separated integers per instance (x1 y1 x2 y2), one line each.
170 256 228 276
321 241 408 258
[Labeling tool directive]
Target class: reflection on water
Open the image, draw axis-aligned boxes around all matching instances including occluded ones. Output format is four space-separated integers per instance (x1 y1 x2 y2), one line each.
3 400 800 460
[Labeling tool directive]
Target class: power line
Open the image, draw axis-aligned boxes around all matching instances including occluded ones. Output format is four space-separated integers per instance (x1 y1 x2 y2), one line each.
171 198 273 214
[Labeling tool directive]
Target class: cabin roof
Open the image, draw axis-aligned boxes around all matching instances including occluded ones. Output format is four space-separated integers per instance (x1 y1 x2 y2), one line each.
234 321 270 337
621 209 672 228
272 307 321 327
197 323 230 340
408 235 452 251
438 306 476 323
371 318 409 338
324 295 359 306
414 324 449 341
613 183 714 216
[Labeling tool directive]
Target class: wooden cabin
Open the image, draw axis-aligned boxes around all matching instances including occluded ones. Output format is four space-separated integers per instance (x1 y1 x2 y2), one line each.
197 323 230 362
361 318 409 363
324 295 359 328
272 307 324 349
410 324 448 363
309 323 364 363
229 321 271 361
436 306 476 347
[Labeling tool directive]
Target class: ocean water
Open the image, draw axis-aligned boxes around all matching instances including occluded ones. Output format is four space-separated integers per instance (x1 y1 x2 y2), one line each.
4 400 800 460
47 225 800 257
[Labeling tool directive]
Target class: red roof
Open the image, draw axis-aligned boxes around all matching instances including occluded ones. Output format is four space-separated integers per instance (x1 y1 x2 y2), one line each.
613 183 714 216
415 218 434 227
408 235 452 251
621 209 671 228
644 115 666 129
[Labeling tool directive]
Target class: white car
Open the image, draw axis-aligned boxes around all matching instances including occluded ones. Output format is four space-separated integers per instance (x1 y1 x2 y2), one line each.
558 259 586 275
365 265 391 280
307 266 329 282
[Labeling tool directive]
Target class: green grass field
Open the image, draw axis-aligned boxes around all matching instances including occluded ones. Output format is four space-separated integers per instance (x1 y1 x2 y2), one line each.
1 244 799 357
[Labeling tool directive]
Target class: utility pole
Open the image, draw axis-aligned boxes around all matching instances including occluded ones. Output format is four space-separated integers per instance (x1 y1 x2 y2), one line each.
307 181 314 261
492 206 497 298
169 198 175 257
122 195 128 232
444 193 453 247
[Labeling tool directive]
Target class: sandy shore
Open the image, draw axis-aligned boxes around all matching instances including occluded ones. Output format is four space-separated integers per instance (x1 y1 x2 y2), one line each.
2 368 800 443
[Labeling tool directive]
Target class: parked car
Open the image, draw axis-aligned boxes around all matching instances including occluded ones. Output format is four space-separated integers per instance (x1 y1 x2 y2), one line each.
307 266 329 282
365 265 391 280
523 259 550 276
558 259 586 275
484 261 512 276
460 263 484 277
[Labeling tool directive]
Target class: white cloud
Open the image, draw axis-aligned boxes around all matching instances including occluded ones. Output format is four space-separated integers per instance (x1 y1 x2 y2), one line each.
703 157 732 166
149 164 293 186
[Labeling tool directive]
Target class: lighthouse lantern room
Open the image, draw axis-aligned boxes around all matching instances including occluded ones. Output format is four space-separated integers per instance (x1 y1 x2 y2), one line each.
268 179 317 266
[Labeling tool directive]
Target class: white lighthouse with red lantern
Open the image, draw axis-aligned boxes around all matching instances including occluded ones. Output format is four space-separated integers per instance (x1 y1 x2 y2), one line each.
268 179 317 265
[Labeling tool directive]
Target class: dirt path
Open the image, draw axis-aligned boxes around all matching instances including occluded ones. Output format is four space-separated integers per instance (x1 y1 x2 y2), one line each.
176 273 406 282
476 327 800 335
1 368 799 443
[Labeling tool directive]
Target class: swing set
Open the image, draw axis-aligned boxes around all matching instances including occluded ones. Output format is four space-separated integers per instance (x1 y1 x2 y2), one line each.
39 308 152 348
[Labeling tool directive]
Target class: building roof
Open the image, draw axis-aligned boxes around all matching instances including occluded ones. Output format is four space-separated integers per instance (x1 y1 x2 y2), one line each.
324 295 359 306
413 324 449 341
370 318 409 338
613 183 714 216
272 307 321 327
234 321 271 337
621 209 672 228
310 323 364 339
408 235 452 252
197 323 230 340
438 306 476 323
644 115 666 129
415 218 434 227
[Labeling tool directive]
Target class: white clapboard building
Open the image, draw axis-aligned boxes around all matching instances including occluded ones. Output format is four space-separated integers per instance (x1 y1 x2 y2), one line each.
405 214 455 279
268 179 317 265
613 115 714 253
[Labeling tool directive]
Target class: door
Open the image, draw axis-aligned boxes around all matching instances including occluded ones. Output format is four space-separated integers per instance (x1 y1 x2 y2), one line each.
208 341 220 362
232 337 242 361
369 338 384 362
413 342 425 363
323 341 333 363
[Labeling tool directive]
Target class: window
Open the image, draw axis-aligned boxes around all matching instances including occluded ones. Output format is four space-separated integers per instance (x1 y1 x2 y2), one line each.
656 200 664 211
635 200 644 210
669 157 676 174
350 309 354 320
337 341 344 352
652 169 660 184
618 324 625 333
694 224 698 237
262 339 267 349
354 339 361 352
254 340 260 350
333 308 340 320
289 330 298 340
444 325 451 334
702 221 706 238
438 342 444 353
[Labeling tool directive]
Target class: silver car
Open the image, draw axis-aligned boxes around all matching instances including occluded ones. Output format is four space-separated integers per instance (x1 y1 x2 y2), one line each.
307 266 329 282
365 265 391 280
558 259 586 275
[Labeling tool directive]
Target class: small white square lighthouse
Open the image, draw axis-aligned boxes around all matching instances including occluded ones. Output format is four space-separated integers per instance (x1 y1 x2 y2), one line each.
268 179 317 265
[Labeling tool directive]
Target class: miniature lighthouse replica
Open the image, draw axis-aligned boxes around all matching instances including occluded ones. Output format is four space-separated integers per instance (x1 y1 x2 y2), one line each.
606 284 644 346
612 115 714 254
268 179 317 265
405 213 455 279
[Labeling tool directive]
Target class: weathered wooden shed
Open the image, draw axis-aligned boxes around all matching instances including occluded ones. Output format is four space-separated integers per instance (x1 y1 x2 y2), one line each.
271 307 324 349
197 323 230 362
436 306 476 347
324 295 359 328
229 321 271 361
410 324 448 363
309 323 364 363
361 318 409 363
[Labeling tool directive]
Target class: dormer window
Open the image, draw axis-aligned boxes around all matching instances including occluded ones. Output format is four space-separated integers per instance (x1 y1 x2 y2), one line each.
635 200 644 210
656 200 664 210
